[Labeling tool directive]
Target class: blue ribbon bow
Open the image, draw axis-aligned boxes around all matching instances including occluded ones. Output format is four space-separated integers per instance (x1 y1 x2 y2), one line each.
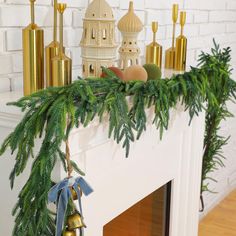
48 177 93 236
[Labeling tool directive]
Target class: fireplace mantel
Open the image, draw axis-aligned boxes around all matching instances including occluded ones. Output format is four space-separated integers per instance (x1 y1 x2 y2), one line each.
0 91 205 236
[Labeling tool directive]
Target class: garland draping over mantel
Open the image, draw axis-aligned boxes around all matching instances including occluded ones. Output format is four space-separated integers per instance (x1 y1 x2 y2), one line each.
0 42 236 235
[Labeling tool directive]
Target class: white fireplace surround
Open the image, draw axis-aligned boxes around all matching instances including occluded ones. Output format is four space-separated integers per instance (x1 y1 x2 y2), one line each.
0 91 205 236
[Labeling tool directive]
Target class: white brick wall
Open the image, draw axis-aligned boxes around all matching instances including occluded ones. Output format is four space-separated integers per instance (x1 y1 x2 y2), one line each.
0 0 236 216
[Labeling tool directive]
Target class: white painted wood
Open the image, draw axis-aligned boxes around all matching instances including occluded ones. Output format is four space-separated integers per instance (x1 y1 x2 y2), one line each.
0 91 205 236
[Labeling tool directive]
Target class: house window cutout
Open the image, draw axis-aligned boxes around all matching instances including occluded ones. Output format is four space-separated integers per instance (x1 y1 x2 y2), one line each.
128 59 132 67
91 29 96 39
89 64 95 74
102 29 107 40
120 60 124 70
83 65 85 73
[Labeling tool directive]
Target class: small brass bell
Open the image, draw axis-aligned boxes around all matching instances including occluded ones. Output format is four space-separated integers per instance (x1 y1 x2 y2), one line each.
67 213 86 230
70 186 82 201
63 228 76 236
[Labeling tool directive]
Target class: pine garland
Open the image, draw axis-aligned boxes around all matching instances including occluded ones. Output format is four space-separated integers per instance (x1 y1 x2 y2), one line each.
0 41 235 235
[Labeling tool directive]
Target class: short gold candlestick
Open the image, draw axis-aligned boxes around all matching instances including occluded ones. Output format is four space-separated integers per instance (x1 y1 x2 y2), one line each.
52 3 72 87
175 11 187 71
23 0 44 96
165 4 178 69
46 0 65 87
146 22 162 68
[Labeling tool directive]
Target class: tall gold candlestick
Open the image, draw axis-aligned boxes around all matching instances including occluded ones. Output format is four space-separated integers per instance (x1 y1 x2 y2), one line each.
52 3 72 87
175 11 187 71
45 0 65 87
23 0 44 96
165 4 179 69
146 22 163 68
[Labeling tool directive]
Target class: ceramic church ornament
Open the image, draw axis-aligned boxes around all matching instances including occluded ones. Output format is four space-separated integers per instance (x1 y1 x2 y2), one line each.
80 0 117 78
118 1 143 70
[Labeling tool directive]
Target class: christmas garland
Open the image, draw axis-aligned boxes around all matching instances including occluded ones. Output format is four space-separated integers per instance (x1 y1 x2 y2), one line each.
0 41 235 235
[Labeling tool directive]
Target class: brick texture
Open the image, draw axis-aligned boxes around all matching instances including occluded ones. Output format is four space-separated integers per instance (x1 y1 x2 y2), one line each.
0 0 236 216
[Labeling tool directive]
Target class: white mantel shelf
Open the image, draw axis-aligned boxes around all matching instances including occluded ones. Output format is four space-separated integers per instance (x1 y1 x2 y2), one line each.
0 91 205 236
0 91 23 128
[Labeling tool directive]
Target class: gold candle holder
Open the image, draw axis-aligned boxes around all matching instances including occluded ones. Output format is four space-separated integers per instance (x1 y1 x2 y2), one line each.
146 22 162 68
175 11 187 71
52 3 72 87
23 0 44 96
165 4 178 69
46 0 65 87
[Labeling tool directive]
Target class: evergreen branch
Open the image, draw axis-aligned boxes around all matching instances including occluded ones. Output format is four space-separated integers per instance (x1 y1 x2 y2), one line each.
0 41 236 235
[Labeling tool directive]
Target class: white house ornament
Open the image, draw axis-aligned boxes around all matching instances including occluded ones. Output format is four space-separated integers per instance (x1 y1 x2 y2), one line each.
80 0 117 78
118 1 143 70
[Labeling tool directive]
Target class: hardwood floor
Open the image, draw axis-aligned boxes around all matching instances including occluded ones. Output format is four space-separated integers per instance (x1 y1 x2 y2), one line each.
198 190 236 236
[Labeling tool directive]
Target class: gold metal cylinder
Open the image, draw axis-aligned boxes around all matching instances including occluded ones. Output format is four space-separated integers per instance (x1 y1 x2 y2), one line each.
165 4 179 69
51 3 72 87
175 11 187 71
23 0 44 96
52 54 72 86
46 0 64 87
46 41 61 87
174 36 187 71
146 22 162 68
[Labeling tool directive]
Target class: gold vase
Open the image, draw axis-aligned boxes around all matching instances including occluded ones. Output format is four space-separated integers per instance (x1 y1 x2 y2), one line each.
45 0 65 87
175 11 187 71
23 0 44 96
165 4 178 69
146 22 162 68
52 3 72 87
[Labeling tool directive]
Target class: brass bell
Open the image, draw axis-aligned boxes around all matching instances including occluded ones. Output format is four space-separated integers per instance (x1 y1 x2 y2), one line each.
70 186 82 201
67 213 86 230
63 228 76 236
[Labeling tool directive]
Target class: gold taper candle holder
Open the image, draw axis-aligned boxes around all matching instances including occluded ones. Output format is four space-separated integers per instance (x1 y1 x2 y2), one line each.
46 0 65 87
146 22 162 68
165 4 179 69
175 11 187 71
52 3 72 87
23 0 44 96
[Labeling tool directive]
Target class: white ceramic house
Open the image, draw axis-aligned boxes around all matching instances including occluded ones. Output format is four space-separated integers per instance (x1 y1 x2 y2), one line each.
80 0 117 78
118 1 143 70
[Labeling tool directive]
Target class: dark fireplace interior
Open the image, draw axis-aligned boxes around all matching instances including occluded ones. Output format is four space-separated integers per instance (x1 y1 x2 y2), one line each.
103 182 171 236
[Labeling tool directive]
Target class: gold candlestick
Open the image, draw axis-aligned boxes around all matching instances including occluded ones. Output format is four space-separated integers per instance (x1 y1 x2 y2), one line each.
165 4 178 69
46 0 65 87
175 11 187 71
23 0 44 96
146 22 162 68
52 3 72 87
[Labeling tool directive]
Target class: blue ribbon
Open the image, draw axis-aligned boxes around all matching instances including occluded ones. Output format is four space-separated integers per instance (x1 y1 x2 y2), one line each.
48 177 93 236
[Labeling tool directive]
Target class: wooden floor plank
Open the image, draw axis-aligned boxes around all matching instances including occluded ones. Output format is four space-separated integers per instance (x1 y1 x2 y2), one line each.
199 190 236 236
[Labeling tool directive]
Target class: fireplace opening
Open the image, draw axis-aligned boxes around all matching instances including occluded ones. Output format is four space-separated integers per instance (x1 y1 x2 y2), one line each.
103 182 171 236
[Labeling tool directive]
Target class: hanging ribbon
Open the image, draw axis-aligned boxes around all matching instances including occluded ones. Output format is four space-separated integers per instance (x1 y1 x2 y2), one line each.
48 176 93 236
